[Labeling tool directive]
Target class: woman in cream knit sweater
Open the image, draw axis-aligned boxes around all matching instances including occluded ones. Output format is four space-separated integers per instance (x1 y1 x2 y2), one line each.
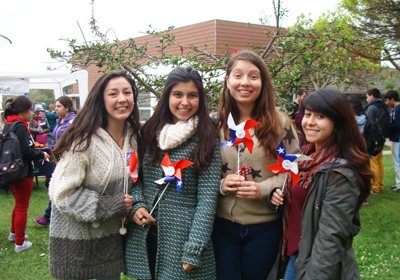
49 70 141 280
213 50 299 280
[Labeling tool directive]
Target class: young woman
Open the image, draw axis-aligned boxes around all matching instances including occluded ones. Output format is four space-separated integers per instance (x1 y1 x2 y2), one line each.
33 96 78 227
48 70 141 280
3 96 49 253
125 66 221 279
213 50 299 280
269 89 372 280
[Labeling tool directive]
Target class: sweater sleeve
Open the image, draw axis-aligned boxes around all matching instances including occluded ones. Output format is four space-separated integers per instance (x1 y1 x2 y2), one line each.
181 142 222 266
301 172 360 279
49 149 127 223
259 121 299 199
128 174 149 221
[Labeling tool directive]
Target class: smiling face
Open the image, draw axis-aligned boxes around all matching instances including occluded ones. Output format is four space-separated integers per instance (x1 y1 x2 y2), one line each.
302 109 336 151
226 60 262 107
169 81 200 124
55 100 69 119
103 77 134 126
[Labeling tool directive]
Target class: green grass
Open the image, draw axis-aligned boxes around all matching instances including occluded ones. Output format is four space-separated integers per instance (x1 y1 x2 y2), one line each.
1 156 400 279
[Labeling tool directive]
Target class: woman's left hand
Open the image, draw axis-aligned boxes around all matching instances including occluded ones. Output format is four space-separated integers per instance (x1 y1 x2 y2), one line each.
235 181 261 200
183 262 197 271
124 194 133 213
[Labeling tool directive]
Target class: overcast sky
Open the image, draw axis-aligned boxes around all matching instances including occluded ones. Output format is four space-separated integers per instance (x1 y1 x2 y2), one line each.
0 0 341 72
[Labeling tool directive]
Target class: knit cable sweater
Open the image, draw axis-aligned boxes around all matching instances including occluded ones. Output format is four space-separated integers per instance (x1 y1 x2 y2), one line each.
48 126 137 280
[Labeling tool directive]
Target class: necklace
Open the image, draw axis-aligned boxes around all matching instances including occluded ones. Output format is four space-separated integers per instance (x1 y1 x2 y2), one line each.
106 128 125 148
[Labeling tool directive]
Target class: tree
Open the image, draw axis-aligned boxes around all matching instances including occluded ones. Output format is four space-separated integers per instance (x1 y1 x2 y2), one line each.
342 0 400 71
48 0 380 110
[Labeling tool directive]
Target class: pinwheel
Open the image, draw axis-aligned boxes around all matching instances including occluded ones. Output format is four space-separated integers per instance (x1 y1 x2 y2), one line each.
266 141 312 187
154 153 193 193
142 153 193 226
220 113 260 154
127 148 138 183
220 113 260 175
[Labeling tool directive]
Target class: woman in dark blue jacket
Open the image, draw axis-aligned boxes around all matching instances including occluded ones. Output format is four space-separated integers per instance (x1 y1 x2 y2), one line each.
3 96 48 253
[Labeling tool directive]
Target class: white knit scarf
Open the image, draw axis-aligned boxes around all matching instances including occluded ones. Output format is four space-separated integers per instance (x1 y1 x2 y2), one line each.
158 117 198 150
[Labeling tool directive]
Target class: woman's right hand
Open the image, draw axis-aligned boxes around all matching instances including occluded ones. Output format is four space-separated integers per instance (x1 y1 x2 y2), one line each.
221 174 245 194
133 207 156 226
270 188 284 206
39 152 49 162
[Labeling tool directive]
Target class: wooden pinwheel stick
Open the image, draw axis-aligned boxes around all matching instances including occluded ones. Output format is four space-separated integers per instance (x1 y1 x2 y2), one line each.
142 182 171 227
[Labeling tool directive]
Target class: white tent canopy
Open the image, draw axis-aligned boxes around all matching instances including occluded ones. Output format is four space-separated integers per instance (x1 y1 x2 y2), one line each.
0 70 89 107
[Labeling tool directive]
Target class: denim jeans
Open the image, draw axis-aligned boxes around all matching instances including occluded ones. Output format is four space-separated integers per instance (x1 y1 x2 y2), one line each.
212 216 282 280
283 255 297 280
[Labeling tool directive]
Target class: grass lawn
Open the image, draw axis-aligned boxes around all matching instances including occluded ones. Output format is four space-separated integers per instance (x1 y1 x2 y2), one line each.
1 155 399 279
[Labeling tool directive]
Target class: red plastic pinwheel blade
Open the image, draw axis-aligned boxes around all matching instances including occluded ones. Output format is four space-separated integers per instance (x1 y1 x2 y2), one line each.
243 132 255 153
243 119 260 130
172 159 193 171
265 156 286 174
175 168 182 179
129 148 138 173
161 153 172 167
291 171 300 186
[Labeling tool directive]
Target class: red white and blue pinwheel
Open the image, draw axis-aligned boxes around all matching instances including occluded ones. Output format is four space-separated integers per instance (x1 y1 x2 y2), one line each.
265 141 312 185
127 148 138 183
220 113 260 154
154 153 193 193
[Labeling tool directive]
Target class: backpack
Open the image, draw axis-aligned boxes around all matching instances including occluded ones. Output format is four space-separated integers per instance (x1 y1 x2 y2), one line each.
0 121 27 185
363 115 386 156
374 103 391 138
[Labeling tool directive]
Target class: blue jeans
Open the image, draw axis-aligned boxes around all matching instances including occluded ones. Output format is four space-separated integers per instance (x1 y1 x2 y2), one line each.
283 255 297 280
47 131 54 148
212 216 282 280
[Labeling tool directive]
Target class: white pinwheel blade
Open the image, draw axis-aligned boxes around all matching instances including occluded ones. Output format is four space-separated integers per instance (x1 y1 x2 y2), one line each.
227 113 236 129
293 154 313 162
290 162 299 174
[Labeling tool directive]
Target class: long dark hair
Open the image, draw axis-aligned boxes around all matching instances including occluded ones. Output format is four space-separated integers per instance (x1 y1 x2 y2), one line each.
55 96 78 114
347 95 364 116
300 89 372 208
53 70 140 159
140 66 217 173
4 96 34 118
217 50 287 157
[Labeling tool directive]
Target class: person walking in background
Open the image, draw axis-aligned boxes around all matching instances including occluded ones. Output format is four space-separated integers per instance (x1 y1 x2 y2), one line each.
0 98 13 134
48 70 140 280
43 104 59 148
269 89 372 280
365 88 387 194
213 50 299 280
384 90 400 192
3 96 49 253
125 67 221 279
33 96 77 227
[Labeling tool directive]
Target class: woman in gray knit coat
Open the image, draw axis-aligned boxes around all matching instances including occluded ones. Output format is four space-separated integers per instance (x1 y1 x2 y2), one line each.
125 67 221 279
49 70 141 280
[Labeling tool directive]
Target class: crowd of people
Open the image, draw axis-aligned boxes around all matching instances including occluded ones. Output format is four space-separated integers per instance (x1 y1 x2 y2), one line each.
1 49 399 279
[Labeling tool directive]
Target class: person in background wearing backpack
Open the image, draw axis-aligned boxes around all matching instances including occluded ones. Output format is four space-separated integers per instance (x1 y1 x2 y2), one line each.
43 104 59 148
365 88 390 195
269 89 372 280
3 96 49 253
384 90 400 193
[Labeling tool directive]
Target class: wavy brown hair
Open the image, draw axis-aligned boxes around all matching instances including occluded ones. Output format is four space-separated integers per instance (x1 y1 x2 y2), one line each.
52 70 140 160
139 66 217 173
217 50 286 157
300 89 373 208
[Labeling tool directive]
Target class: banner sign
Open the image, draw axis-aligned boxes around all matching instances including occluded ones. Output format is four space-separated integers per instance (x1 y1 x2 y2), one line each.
0 78 29 95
